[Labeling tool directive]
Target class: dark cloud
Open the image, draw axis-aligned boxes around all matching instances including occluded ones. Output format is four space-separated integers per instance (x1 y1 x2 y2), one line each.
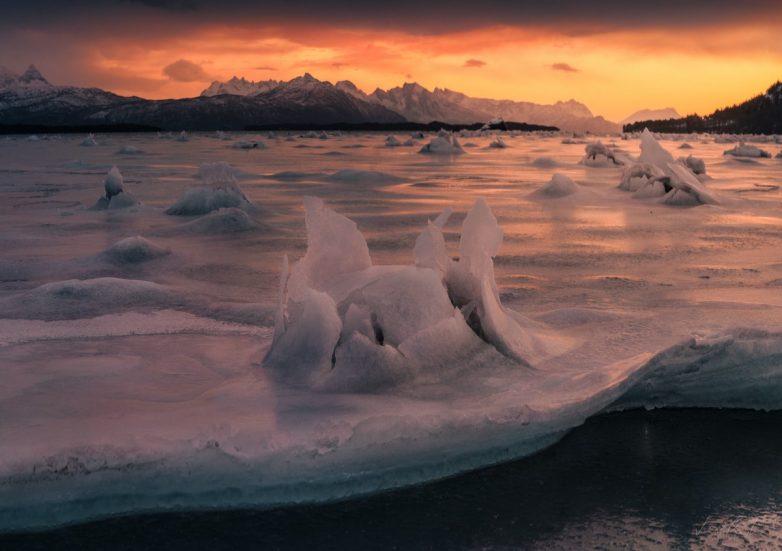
464 59 486 68
551 62 578 73
254 66 277 71
1 1 781 35
162 59 210 81
122 0 198 11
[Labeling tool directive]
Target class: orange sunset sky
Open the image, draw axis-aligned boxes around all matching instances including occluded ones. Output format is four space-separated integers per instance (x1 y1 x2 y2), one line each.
2 1 782 121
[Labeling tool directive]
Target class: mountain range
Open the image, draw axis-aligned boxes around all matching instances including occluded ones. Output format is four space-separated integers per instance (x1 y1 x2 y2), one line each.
201 76 620 133
624 82 782 134
1 65 681 132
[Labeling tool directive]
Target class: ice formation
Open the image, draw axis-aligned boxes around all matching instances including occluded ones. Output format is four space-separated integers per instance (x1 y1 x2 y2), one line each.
232 140 265 150
419 131 465 155
385 136 401 147
176 131 190 142
264 198 564 392
777 151 782 159
166 162 254 216
679 154 707 176
618 130 717 206
104 165 124 198
99 236 170 265
90 166 140 210
581 141 623 167
173 207 259 234
117 145 142 155
80 133 97 147
489 137 508 149
678 143 693 149
533 173 579 198
532 156 558 168
724 143 771 158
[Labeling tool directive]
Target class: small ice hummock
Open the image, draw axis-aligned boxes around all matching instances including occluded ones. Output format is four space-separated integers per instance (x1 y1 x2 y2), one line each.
264 197 562 392
619 129 716 206
679 154 707 175
532 173 579 198
165 162 254 216
90 166 140 210
80 134 98 147
678 143 693 149
777 151 782 159
385 135 401 147
581 141 623 167
488 137 508 149
100 236 170 265
117 145 142 155
176 131 190 142
419 131 465 155
232 140 265 150
723 142 771 158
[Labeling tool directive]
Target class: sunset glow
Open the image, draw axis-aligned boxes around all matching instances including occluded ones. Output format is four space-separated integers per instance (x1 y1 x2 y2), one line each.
2 1 781 120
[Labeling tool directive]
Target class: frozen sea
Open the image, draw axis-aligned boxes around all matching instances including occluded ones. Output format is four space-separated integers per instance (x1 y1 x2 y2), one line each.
1 130 782 546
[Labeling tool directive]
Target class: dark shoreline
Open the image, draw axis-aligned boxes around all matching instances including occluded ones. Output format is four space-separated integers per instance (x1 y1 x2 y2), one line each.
3 407 782 550
0 121 557 135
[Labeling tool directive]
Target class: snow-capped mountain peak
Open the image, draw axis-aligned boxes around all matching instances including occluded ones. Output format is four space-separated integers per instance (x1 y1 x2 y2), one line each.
0 64 52 91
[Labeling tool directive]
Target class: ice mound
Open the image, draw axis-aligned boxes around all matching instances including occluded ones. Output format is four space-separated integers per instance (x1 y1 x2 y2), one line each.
117 145 142 155
99 236 170 265
176 131 190 142
419 132 465 155
80 134 97 147
90 166 140 210
679 154 707 175
166 162 254 216
105 165 124 198
385 136 401 147
0 277 171 320
264 197 564 392
618 130 717 206
532 174 579 198
489 137 508 149
581 141 623 167
532 156 558 168
171 207 259 234
678 143 693 149
324 170 406 185
232 140 265 150
724 143 771 158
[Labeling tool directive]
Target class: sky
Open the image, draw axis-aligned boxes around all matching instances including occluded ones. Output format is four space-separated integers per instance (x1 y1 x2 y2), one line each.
1 1 782 120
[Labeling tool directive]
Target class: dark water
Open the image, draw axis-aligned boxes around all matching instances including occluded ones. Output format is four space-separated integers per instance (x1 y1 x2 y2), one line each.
4 408 782 550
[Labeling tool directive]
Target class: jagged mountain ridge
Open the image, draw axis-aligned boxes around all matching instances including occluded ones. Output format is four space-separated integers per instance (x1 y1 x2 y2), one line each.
0 66 404 130
203 74 620 132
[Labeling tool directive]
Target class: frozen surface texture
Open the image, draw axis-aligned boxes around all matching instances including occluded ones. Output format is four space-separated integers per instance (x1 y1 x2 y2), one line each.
1 129 782 531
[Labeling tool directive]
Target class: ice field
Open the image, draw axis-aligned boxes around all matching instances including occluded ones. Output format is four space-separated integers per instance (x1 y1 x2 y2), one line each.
1 129 782 532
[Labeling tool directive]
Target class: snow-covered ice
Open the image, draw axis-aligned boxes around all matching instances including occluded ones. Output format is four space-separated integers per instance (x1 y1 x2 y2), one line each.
1 129 782 531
